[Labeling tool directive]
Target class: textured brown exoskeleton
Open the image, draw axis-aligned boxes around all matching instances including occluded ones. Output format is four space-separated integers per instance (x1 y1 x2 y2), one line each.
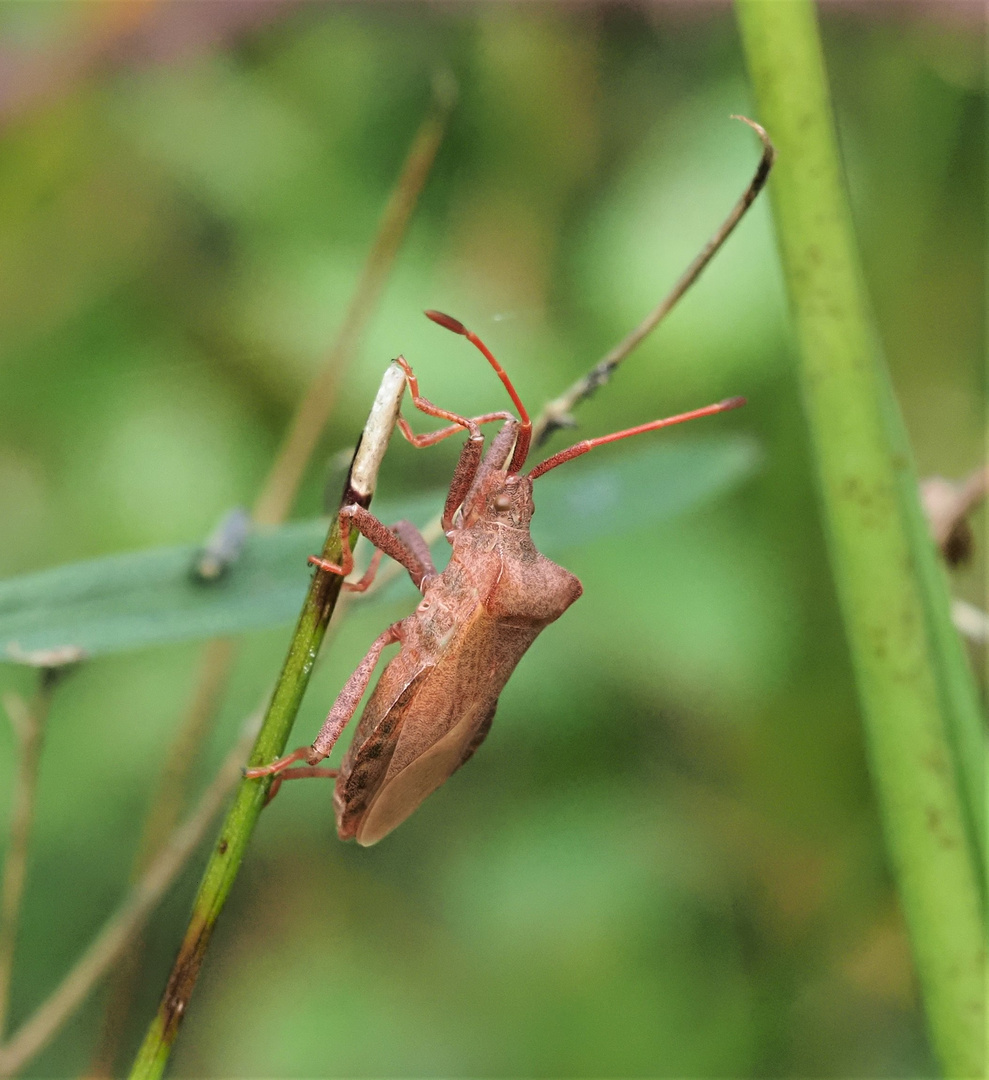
246 309 744 845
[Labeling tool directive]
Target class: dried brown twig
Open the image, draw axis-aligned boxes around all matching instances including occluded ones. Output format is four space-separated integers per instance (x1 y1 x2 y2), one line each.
0 671 63 1043
0 709 263 1078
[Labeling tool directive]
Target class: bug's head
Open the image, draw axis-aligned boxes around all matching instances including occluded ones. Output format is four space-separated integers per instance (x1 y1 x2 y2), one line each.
460 467 535 530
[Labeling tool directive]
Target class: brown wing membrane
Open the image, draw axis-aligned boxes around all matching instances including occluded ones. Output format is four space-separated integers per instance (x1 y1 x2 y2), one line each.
351 607 536 845
354 698 498 845
333 667 427 842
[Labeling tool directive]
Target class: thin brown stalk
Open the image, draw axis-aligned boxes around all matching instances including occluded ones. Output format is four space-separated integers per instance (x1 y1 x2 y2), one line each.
0 710 263 1079
253 71 456 527
0 670 61 1042
85 78 454 1078
531 115 775 448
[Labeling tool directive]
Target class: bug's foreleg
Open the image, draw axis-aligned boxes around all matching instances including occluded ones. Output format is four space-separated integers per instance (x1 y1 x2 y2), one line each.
309 506 432 589
245 622 401 786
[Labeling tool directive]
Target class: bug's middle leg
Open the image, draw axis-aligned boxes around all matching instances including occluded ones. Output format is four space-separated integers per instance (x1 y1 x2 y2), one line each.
310 506 434 590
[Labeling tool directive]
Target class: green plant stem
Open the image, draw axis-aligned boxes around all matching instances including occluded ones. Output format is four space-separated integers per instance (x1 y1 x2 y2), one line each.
0 670 59 1041
128 365 407 1080
735 3 985 1076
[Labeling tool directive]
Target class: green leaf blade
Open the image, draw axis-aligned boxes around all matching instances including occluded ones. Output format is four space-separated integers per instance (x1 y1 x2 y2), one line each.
0 436 757 664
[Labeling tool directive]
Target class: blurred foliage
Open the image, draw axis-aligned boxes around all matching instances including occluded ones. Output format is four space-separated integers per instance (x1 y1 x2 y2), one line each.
0 3 982 1078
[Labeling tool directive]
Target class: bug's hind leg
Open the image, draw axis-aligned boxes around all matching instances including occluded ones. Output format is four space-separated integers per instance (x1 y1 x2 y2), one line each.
262 766 339 805
308 621 402 761
246 621 403 795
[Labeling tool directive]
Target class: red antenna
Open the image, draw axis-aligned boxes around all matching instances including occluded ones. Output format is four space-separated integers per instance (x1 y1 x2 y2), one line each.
527 397 746 480
425 310 532 472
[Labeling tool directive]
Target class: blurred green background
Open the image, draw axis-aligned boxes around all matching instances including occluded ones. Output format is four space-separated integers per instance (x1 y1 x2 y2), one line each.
0 3 983 1077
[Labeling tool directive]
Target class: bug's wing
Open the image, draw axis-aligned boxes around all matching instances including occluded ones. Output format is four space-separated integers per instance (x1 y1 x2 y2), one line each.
334 665 428 841
352 609 527 845
354 697 497 846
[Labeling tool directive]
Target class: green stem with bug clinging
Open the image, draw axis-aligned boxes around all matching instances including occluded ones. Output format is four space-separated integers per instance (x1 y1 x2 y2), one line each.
128 363 407 1080
126 522 348 1080
89 79 454 1080
734 2 985 1077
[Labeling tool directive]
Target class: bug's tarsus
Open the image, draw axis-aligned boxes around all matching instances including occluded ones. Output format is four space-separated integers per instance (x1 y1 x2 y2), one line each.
527 395 747 480
310 549 385 593
425 309 532 472
244 745 310 781
394 354 515 449
265 767 339 805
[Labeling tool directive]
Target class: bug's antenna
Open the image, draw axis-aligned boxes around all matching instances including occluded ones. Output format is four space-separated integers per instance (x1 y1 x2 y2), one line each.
425 310 532 471
527 396 746 481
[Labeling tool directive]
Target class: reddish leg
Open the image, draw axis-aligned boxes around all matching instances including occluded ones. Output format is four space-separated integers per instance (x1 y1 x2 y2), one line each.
316 517 438 594
394 353 522 530
394 355 514 446
391 519 437 579
264 767 339 805
309 621 401 760
397 411 515 448
334 549 384 594
246 622 402 790
310 505 433 590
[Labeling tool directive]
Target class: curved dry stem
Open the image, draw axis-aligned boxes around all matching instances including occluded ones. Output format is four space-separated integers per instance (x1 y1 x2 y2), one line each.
531 115 775 447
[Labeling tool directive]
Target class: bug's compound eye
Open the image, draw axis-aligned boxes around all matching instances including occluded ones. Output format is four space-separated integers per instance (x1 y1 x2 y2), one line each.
493 494 512 512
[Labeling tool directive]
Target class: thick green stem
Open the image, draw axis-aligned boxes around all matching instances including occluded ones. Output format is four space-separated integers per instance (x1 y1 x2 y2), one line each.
734 3 985 1077
128 365 406 1080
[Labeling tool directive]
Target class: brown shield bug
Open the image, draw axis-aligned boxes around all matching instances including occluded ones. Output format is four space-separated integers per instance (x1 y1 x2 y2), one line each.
245 310 745 845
